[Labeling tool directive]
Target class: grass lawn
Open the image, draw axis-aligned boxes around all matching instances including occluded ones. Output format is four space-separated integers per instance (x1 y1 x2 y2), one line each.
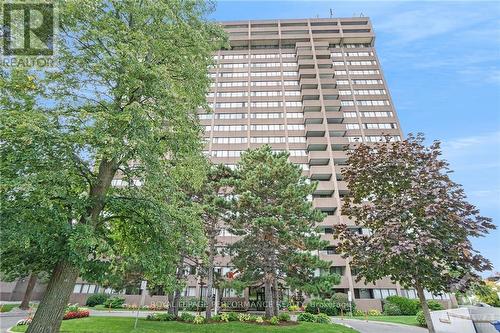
0 303 20 312
345 315 419 326
12 316 359 333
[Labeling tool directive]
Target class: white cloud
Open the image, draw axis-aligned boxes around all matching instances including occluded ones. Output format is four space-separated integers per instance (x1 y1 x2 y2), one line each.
442 131 500 154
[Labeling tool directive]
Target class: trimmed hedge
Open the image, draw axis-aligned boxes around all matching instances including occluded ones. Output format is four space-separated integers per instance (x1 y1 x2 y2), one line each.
384 296 420 315
103 297 125 309
427 300 444 311
384 296 445 316
85 294 110 307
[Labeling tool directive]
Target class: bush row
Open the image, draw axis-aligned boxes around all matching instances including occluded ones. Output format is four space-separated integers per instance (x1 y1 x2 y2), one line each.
147 311 292 325
297 312 331 323
382 296 444 316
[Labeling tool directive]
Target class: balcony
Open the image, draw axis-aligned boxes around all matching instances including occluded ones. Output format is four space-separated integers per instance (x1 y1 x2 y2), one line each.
301 89 320 100
299 68 317 79
308 151 330 165
326 112 343 123
321 88 339 99
313 197 337 210
317 214 340 226
309 165 332 180
306 136 327 151
303 99 322 112
316 58 333 68
305 123 326 137
304 111 324 124
320 78 336 89
300 78 318 89
298 58 315 69
314 180 335 196
337 181 349 195
328 123 346 137
332 150 348 164
323 99 341 111
296 49 313 59
331 137 350 151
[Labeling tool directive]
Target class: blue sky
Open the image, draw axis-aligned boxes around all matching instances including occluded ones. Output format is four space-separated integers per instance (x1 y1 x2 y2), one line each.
210 1 500 276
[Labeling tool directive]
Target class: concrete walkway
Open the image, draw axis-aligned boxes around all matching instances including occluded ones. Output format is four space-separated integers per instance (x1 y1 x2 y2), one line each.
333 318 428 333
0 310 30 333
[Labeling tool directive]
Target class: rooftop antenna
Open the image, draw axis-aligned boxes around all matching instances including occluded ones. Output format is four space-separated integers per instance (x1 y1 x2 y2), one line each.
329 9 334 18
360 12 364 17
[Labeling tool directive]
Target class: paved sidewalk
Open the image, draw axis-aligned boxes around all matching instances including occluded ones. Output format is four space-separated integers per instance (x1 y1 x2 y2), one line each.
333 318 428 333
0 310 30 333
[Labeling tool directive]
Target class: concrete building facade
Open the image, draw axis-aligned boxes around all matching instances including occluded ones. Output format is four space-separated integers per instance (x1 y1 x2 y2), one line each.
1 17 452 311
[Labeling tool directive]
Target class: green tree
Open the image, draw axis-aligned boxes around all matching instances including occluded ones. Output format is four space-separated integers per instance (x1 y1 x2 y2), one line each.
0 69 50 311
0 1 225 332
335 134 495 333
228 146 334 318
474 280 500 307
195 164 234 318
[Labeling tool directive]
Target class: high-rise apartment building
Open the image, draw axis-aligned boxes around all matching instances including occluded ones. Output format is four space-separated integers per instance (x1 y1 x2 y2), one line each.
1 16 451 311
197 17 449 311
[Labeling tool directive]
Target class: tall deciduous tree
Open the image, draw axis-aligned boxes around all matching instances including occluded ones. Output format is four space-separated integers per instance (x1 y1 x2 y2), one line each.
228 146 333 318
0 1 225 332
335 134 495 333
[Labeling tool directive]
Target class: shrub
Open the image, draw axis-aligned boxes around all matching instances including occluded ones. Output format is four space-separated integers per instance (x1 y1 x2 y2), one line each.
278 312 291 322
416 310 427 327
384 296 419 315
255 316 264 323
288 305 300 312
65 303 80 312
146 313 176 321
269 316 279 325
211 314 221 322
367 309 381 316
353 309 365 316
383 302 402 316
238 313 251 322
427 300 444 311
103 297 125 309
180 312 195 322
315 313 331 324
226 312 239 321
305 299 337 316
193 315 205 324
63 310 89 320
85 294 109 307
297 312 316 322
220 312 229 322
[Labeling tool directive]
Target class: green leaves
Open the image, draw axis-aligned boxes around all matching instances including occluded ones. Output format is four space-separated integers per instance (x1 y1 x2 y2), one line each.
1 0 226 294
228 145 333 293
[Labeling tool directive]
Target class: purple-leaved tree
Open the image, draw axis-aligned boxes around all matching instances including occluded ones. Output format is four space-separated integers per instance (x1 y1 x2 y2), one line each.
335 133 495 333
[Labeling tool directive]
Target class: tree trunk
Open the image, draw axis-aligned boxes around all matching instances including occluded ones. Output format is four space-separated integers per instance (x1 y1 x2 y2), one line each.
415 283 435 333
168 261 185 316
264 274 273 319
172 289 181 316
26 261 79 333
205 249 215 319
272 278 279 316
19 273 37 310
167 292 175 314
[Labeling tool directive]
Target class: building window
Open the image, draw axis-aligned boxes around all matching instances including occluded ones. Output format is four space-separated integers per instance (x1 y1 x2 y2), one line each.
330 266 344 275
